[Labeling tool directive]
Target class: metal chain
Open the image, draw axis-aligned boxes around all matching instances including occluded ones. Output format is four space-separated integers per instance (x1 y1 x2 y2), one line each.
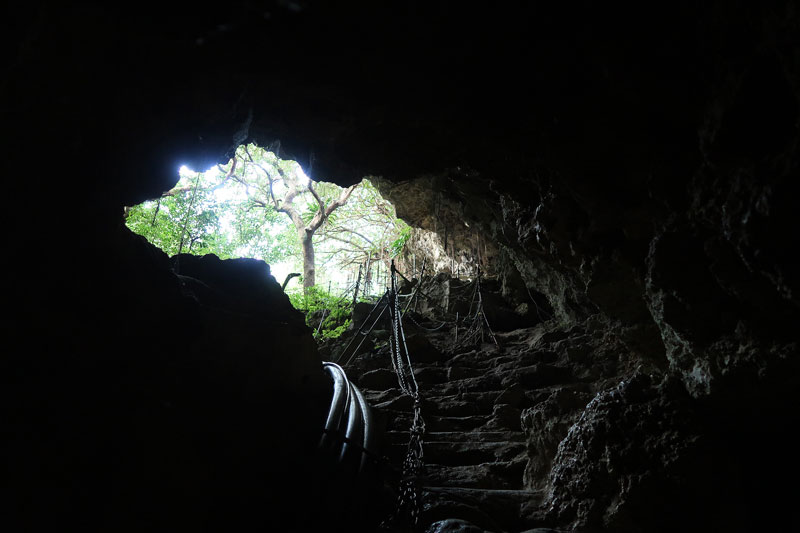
404 314 451 332
453 268 498 349
383 261 426 530
392 398 425 528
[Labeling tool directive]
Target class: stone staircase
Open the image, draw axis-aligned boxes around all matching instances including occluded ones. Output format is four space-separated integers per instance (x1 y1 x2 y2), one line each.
346 328 549 532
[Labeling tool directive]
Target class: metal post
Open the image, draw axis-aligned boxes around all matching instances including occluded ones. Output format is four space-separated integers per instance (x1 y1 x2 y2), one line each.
364 256 372 297
352 264 362 308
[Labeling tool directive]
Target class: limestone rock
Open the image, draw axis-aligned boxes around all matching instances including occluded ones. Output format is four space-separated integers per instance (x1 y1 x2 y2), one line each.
426 518 494 533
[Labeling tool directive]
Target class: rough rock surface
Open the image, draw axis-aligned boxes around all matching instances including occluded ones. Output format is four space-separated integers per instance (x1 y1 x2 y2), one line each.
344 306 658 531
345 283 797 531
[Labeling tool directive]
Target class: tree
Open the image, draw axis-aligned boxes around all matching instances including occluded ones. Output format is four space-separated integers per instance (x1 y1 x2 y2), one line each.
239 145 357 290
314 179 411 296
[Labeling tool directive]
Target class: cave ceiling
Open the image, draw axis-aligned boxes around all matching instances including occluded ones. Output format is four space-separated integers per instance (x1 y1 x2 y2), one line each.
5 2 724 204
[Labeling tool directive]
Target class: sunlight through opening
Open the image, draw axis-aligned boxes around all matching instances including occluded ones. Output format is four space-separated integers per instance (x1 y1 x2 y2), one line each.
126 144 411 309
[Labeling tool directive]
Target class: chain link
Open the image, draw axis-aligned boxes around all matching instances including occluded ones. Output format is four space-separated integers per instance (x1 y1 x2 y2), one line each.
453 268 498 349
383 261 426 530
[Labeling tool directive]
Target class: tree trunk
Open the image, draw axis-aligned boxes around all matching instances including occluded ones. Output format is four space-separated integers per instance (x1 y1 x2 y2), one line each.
301 230 315 290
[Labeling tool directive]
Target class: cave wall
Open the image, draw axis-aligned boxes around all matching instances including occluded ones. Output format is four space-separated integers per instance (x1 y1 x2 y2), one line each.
4 1 800 531
373 173 498 278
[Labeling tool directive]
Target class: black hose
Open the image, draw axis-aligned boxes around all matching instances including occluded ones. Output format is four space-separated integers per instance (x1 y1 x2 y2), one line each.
341 381 363 462
351 384 374 473
321 363 350 450
321 362 377 473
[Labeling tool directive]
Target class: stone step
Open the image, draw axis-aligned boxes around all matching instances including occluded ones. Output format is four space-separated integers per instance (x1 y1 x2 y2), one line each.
380 405 523 432
412 365 449 384
367 390 412 411
421 397 496 417
384 439 527 467
381 410 493 432
423 458 527 490
432 390 506 402
367 392 500 418
422 374 506 396
385 430 526 445
358 367 503 391
498 363 574 389
421 486 545 533
367 390 516 416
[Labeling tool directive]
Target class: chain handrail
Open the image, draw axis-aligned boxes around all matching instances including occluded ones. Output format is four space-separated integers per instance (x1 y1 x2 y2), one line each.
453 267 498 349
382 260 426 530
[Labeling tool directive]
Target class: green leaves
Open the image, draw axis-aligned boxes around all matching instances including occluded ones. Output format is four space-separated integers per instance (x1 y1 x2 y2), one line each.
390 225 412 257
287 285 353 339
315 178 411 269
125 150 301 264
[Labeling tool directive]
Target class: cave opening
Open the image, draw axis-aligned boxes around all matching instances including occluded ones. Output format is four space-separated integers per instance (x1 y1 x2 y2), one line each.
124 143 417 294
123 143 506 342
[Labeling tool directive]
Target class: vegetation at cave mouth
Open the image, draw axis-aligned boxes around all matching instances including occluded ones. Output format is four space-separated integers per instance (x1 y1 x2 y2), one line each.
125 144 411 337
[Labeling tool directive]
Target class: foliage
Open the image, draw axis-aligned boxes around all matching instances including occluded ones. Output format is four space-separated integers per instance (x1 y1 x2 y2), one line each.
125 164 297 264
235 144 359 289
316 178 411 265
390 225 412 257
288 286 354 339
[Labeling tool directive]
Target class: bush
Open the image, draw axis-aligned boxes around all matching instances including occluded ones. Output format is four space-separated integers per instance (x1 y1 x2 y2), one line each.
288 286 354 339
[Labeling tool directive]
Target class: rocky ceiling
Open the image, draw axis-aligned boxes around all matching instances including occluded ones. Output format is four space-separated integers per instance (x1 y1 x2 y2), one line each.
4 1 800 531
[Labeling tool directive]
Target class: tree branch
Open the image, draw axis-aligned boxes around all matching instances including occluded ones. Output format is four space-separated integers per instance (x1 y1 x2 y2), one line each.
320 233 373 252
308 182 358 232
161 185 195 197
307 180 326 213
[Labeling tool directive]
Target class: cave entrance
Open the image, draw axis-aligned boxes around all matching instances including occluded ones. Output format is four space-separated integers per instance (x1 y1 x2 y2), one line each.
124 143 413 337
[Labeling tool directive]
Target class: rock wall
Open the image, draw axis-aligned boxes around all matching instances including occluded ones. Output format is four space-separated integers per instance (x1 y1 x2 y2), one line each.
5 221 335 530
373 173 498 279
